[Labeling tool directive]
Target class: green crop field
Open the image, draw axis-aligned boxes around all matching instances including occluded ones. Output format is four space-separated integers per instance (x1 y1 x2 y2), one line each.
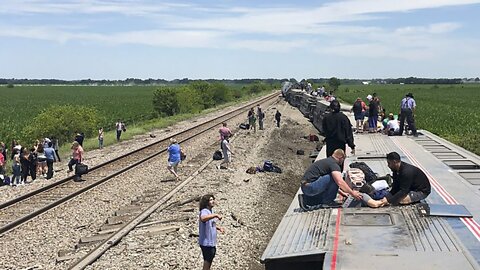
0 85 156 143
336 84 480 156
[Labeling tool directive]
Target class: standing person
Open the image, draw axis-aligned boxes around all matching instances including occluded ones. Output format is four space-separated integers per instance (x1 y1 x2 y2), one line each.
115 120 125 141
167 138 181 180
0 146 5 176
398 93 418 137
321 100 355 160
44 142 55 179
218 122 232 149
257 104 265 130
52 137 61 162
351 97 367 133
36 143 47 177
20 148 31 184
67 141 83 173
298 149 362 209
28 147 38 181
198 194 225 270
11 149 22 186
98 127 104 149
218 136 233 169
74 132 85 147
247 108 257 132
0 141 7 163
367 95 379 133
11 140 21 160
275 110 282 127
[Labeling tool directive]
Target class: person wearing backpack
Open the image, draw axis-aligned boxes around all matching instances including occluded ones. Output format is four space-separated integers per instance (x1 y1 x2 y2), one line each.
351 97 367 133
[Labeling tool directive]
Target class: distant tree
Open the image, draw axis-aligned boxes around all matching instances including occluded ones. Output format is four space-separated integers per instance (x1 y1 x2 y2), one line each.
176 86 203 114
189 81 214 109
475 77 480 82
6 83 14 88
328 77 341 92
152 87 179 117
210 83 232 105
22 105 101 146
249 82 267 94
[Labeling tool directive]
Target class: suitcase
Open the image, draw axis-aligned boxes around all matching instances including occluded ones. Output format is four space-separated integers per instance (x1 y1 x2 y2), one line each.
75 163 89 175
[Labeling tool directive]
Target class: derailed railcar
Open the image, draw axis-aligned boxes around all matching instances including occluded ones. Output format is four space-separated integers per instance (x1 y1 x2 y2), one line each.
262 103 480 270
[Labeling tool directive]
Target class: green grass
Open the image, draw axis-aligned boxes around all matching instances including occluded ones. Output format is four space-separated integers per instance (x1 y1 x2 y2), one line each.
336 84 480 155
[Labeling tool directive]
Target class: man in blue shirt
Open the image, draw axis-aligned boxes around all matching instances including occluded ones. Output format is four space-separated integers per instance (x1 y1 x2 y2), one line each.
198 194 225 270
399 93 418 136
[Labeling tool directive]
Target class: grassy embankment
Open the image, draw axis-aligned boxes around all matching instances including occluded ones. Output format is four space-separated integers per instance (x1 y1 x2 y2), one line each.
336 84 480 156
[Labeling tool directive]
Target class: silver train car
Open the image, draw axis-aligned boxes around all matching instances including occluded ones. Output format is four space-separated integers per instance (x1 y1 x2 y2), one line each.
262 92 480 270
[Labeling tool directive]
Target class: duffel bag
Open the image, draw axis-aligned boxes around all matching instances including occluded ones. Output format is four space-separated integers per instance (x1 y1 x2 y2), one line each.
75 163 89 175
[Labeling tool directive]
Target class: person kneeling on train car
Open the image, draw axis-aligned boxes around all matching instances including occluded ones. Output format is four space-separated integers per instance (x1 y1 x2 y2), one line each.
299 149 362 209
361 151 431 208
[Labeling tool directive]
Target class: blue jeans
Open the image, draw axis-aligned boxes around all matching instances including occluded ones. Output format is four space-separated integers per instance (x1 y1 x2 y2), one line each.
301 174 339 205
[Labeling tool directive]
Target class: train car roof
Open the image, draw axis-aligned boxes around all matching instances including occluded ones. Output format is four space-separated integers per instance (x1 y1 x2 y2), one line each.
261 106 480 270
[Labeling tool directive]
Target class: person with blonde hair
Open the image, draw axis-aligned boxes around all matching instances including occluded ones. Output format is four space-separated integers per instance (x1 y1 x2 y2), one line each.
67 141 83 173
167 138 181 180
299 149 362 210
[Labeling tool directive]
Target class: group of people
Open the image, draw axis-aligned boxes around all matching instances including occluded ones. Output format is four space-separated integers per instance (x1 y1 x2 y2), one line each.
351 92 418 136
1 138 60 186
247 105 282 131
299 149 431 209
300 93 427 210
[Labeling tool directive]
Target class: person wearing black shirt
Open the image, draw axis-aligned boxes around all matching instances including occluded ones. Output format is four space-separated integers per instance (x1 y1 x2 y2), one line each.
300 149 362 208
321 100 355 160
380 152 431 205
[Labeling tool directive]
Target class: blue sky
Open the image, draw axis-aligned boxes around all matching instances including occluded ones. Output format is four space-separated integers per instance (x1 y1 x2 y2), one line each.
1 0 480 80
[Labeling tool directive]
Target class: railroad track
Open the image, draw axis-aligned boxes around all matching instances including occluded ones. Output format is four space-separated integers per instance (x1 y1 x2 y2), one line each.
0 92 280 237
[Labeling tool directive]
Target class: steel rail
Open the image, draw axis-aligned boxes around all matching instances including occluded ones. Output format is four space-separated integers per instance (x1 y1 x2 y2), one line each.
0 92 279 236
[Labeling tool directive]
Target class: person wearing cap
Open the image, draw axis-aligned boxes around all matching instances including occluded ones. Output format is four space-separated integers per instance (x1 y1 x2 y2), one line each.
399 93 417 136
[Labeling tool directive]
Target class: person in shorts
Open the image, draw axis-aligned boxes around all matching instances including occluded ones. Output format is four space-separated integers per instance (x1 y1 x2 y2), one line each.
167 138 181 180
198 194 225 270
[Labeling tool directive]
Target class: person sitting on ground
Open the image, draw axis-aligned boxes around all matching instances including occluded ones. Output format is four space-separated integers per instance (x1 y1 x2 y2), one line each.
360 151 431 208
167 138 182 180
384 113 400 136
299 149 362 209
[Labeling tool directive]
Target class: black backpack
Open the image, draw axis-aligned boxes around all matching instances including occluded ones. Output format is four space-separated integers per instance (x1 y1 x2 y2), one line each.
349 162 377 183
352 101 363 114
263 160 282 173
213 150 223 160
